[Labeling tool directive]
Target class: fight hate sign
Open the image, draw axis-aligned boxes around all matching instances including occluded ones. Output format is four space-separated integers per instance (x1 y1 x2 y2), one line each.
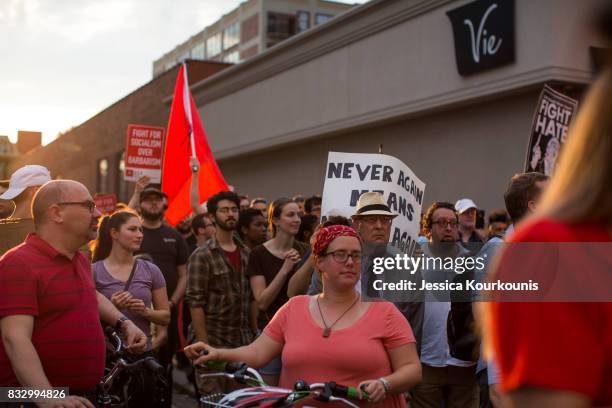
525 85 578 175
124 124 166 183
321 152 426 255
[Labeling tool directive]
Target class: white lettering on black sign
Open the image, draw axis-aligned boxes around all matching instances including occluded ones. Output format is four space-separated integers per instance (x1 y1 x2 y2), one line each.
447 0 515 76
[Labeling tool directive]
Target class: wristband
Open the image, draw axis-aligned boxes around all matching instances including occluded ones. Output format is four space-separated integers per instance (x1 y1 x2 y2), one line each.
378 377 391 393
115 316 128 332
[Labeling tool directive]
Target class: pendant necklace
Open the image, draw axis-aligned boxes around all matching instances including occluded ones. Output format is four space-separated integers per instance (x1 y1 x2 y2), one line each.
316 293 360 338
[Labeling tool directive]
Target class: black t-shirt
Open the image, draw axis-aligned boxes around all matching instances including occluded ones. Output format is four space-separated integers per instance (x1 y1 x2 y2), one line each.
246 241 309 329
185 233 198 255
138 224 189 297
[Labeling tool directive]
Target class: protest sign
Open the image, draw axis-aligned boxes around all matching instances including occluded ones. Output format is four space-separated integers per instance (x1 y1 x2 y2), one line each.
321 152 426 254
94 193 117 214
524 85 578 175
124 124 166 183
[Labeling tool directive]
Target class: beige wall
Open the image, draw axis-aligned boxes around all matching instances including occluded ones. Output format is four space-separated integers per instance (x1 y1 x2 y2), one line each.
193 0 606 161
218 89 540 213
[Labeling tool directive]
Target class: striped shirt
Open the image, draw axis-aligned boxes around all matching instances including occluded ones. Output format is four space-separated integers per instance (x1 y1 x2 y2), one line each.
0 234 105 391
186 236 253 348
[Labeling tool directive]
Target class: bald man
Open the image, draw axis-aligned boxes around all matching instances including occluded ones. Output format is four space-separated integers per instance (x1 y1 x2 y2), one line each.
0 180 147 405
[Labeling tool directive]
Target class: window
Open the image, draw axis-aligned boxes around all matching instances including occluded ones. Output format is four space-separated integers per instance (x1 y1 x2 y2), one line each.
192 43 205 60
267 12 296 38
240 44 258 60
315 13 333 25
97 158 109 193
223 22 240 50
297 11 310 33
241 13 259 43
116 151 129 202
223 51 240 63
206 33 222 58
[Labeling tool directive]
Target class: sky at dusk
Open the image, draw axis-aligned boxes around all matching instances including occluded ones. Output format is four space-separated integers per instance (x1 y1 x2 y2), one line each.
1 0 367 145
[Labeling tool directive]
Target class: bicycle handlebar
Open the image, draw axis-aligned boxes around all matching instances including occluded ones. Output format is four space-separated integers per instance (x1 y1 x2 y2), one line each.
199 359 368 404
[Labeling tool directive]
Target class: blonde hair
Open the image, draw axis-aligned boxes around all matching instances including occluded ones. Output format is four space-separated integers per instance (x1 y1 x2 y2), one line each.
537 69 612 224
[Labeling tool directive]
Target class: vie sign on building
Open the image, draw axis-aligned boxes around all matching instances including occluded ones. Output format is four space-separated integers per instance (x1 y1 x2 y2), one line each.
447 0 515 76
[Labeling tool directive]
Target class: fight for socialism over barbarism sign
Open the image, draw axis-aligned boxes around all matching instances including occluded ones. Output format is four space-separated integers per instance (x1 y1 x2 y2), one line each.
124 124 166 183
321 152 426 255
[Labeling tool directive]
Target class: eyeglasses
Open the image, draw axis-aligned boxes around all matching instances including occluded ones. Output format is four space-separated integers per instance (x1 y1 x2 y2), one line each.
432 219 459 228
360 216 393 225
204 223 215 228
323 250 362 264
217 207 239 214
57 200 97 213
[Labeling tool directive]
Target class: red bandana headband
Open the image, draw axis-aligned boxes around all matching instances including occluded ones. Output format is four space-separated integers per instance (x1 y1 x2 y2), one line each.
312 225 361 256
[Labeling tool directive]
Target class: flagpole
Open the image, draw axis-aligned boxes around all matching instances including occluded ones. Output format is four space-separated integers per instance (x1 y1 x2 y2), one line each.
182 62 197 159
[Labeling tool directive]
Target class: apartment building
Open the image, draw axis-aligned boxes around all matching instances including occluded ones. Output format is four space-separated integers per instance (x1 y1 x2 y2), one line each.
152 0 355 77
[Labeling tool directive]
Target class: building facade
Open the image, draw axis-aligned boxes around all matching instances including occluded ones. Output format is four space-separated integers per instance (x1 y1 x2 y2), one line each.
152 0 355 77
0 131 41 180
184 0 608 213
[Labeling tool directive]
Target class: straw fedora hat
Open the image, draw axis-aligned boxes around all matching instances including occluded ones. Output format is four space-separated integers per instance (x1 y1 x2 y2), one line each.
351 192 397 218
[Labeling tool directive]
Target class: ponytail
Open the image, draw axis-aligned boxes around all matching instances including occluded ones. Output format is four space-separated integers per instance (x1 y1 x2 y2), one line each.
91 210 139 262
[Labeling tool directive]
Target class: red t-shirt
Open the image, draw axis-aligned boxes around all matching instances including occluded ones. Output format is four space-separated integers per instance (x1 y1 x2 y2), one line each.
264 296 415 408
224 247 242 273
490 218 612 405
0 234 106 391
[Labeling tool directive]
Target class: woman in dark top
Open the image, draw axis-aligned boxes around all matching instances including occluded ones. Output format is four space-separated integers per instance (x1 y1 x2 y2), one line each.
247 197 309 384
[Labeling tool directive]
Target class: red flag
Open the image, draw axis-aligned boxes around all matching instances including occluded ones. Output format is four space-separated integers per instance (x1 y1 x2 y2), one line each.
162 63 228 226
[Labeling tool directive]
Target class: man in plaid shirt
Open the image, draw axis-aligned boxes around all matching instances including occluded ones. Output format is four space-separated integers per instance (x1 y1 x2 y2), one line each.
186 190 253 395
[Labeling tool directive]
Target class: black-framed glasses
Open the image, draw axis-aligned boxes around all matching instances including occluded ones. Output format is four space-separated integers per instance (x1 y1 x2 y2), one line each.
432 219 459 228
57 200 97 213
323 250 362 264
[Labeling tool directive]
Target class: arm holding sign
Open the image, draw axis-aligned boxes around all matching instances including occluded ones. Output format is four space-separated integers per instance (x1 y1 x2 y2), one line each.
190 157 206 215
127 176 151 211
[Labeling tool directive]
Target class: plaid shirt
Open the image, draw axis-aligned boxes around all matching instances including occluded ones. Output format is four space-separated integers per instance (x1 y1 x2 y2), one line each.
186 236 253 348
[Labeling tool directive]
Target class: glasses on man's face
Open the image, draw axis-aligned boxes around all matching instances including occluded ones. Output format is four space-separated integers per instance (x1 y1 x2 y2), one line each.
57 200 97 213
432 219 459 229
205 222 216 228
324 250 362 264
361 216 393 225
217 207 239 214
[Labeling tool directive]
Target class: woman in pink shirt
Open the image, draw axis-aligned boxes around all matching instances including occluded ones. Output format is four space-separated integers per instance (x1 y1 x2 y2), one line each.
186 225 421 407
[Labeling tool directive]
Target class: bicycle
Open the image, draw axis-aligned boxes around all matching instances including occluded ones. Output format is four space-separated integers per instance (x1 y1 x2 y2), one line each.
96 327 169 407
197 359 368 408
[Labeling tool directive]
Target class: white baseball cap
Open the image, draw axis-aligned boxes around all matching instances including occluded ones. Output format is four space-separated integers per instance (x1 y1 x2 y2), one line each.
0 165 51 200
455 198 478 214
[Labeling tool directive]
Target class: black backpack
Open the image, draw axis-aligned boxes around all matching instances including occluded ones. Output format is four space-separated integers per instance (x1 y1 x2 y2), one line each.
446 268 480 362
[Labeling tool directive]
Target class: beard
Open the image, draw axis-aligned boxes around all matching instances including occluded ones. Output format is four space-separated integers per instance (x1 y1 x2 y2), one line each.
216 217 237 232
176 223 191 234
141 207 163 222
